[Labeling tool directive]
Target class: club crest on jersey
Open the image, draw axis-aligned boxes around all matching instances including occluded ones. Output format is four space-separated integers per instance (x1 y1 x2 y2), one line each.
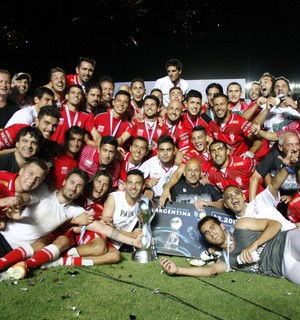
216 182 222 189
236 177 242 185
137 129 144 136
97 125 104 132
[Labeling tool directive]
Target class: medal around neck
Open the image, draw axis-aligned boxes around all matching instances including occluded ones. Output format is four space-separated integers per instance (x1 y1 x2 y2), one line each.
132 197 157 263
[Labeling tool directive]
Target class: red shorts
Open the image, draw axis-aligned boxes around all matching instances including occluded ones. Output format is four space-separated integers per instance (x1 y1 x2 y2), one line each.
63 228 114 248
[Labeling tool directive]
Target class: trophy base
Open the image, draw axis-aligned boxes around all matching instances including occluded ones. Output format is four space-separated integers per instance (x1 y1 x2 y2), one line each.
132 250 157 263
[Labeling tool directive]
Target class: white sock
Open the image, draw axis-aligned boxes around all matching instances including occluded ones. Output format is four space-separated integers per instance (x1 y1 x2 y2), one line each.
44 244 60 261
82 259 94 266
67 248 80 257
22 243 35 259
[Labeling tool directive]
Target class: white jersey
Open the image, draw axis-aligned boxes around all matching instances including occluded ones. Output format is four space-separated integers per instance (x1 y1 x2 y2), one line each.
263 105 300 135
5 105 37 127
154 76 189 107
139 155 178 197
1 183 85 248
111 191 138 249
240 186 296 231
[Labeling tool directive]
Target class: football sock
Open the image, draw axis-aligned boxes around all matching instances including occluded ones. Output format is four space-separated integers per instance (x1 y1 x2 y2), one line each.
0 243 34 270
63 257 94 266
25 244 60 269
67 247 80 257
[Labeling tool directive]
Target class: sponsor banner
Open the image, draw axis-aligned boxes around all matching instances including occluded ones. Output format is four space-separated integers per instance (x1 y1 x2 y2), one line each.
152 201 236 258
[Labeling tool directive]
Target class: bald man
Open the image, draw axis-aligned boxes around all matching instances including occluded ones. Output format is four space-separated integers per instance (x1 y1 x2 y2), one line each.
163 100 190 153
170 158 224 210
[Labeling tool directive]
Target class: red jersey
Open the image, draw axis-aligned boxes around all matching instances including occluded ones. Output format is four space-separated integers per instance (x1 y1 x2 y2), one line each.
0 124 28 150
126 100 144 122
66 74 80 87
51 153 78 189
50 106 95 144
65 74 87 92
0 171 17 217
181 113 210 137
162 120 190 152
64 197 113 247
245 101 261 121
84 198 105 221
119 152 145 183
181 149 211 166
206 156 259 201
207 113 252 157
94 110 132 138
287 191 300 223
229 101 250 114
276 120 300 139
78 144 120 188
126 118 164 152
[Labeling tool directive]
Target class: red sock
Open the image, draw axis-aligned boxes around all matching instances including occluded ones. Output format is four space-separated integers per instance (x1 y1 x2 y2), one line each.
25 244 60 269
0 244 33 271
62 257 94 266
62 257 83 266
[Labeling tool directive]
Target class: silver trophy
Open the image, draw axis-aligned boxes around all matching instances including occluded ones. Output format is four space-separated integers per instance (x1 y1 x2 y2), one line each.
132 197 157 263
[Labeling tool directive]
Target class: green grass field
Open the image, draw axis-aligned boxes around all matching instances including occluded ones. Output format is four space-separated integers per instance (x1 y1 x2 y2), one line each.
1 253 299 320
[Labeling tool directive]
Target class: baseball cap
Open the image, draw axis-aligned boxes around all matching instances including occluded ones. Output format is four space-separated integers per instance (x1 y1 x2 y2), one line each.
12 72 32 83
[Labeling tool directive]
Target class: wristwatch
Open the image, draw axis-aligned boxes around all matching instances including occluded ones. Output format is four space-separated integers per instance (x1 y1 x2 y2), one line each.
284 166 295 174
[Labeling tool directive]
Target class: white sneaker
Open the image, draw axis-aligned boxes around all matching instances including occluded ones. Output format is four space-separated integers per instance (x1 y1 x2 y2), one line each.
190 250 221 267
200 250 221 262
6 262 28 280
189 259 206 267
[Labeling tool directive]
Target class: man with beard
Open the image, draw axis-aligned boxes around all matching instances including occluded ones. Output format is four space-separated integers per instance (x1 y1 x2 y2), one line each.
118 94 164 156
0 168 141 278
81 83 102 115
205 140 261 201
37 170 121 267
66 57 96 93
207 93 268 162
101 169 144 250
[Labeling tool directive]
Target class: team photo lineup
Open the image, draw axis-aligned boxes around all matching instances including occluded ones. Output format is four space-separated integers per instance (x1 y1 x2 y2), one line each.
1 57 300 285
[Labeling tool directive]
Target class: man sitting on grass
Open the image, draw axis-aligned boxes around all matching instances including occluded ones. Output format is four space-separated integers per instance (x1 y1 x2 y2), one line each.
0 168 142 279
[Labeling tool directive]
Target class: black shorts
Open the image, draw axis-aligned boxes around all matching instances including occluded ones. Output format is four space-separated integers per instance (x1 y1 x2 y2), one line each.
0 234 12 257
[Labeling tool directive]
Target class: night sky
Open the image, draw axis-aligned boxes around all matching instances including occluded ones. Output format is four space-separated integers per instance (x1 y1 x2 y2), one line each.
1 0 300 91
